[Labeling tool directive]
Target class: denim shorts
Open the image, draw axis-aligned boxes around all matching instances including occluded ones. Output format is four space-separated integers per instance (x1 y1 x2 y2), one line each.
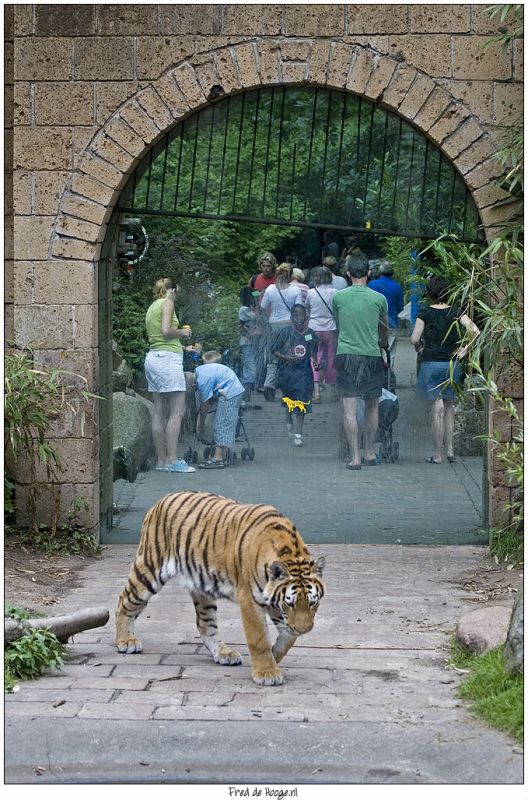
416 360 461 401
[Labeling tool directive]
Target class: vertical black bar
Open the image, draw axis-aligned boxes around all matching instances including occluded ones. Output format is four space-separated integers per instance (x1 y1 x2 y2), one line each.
303 87 319 220
433 149 443 231
418 137 430 235
247 89 261 212
375 110 390 225
447 168 458 232
318 89 332 222
217 95 231 215
290 142 296 220
145 146 154 209
361 102 375 226
349 96 362 225
188 113 200 212
390 116 403 229
173 122 185 212
232 93 246 213
461 187 469 240
203 104 216 213
262 87 275 216
275 86 286 218
335 91 347 199
131 166 138 209
159 133 169 211
404 128 417 231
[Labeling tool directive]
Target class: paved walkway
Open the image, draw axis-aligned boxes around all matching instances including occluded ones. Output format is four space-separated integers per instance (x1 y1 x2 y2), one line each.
110 338 485 545
4 544 523 785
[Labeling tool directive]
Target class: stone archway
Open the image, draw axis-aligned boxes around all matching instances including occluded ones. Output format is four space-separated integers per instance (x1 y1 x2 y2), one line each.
42 40 514 535
51 40 510 263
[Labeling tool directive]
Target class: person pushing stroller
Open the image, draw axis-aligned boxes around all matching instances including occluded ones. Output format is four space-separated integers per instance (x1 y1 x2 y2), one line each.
193 351 245 469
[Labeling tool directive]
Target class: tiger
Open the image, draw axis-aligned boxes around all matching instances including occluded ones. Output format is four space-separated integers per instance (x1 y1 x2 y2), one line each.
115 490 325 686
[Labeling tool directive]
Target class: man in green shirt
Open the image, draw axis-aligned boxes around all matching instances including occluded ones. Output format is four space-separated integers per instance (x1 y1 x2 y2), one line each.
333 252 389 470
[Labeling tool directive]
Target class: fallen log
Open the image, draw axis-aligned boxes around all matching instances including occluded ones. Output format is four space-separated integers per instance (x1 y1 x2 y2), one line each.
4 606 110 644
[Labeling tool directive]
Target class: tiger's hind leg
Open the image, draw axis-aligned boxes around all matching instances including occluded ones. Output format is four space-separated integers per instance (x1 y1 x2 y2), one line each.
191 591 242 666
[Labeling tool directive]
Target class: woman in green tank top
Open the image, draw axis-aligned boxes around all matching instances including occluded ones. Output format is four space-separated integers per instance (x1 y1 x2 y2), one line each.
144 278 196 473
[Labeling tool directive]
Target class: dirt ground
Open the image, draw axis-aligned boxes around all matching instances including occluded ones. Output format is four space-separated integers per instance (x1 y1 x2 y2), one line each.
4 537 522 619
4 537 100 617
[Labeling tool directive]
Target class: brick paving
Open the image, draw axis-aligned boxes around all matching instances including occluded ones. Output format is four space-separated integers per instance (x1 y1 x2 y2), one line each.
5 543 523 784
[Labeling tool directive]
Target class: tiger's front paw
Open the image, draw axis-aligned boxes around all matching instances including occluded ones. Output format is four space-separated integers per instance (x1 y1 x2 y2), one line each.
116 636 143 654
215 645 242 666
252 667 284 686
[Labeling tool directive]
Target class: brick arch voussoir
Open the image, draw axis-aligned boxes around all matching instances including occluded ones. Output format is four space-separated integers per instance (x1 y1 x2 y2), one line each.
51 38 506 257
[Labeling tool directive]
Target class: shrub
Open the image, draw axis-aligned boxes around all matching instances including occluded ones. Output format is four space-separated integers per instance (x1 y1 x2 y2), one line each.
5 628 65 691
4 348 97 534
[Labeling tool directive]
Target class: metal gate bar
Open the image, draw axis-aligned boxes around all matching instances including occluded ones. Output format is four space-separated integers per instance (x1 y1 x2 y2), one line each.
117 86 482 243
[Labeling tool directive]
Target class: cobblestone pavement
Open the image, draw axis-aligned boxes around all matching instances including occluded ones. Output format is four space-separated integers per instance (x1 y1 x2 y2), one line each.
4 544 523 785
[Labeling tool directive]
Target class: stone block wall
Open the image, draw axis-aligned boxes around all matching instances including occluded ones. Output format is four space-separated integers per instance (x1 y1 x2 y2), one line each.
5 4 523 535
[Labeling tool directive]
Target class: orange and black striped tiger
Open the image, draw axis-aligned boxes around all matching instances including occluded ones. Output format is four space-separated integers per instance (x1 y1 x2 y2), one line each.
115 491 325 685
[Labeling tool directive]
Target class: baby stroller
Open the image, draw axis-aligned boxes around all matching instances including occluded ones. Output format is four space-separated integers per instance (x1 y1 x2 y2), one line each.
184 397 255 466
376 388 400 463
377 346 400 463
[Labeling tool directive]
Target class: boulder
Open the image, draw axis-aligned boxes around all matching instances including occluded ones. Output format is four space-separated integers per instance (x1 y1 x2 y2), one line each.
112 341 133 392
113 391 154 482
504 589 523 675
453 392 484 456
456 606 512 655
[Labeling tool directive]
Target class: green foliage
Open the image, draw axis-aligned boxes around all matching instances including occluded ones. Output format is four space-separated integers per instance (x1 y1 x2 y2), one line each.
8 495 102 557
113 218 301 374
5 628 65 690
489 528 524 565
449 641 523 743
126 87 478 241
5 604 31 621
4 349 99 534
484 5 524 52
112 288 150 376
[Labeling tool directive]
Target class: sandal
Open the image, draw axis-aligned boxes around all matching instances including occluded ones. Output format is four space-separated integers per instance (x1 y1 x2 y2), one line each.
447 455 457 463
198 459 225 469
426 456 442 464
346 463 361 471
362 458 377 466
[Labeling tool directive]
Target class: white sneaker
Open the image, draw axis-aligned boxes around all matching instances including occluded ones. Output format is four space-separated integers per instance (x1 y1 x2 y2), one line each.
293 434 303 447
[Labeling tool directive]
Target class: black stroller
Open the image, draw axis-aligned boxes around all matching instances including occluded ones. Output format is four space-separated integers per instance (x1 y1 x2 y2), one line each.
338 346 400 463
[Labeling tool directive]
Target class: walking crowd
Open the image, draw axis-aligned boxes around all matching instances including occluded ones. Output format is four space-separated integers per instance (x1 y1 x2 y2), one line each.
142 240 479 474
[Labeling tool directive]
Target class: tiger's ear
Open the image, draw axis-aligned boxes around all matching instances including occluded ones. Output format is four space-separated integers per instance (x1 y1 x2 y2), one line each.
269 562 290 581
312 557 325 576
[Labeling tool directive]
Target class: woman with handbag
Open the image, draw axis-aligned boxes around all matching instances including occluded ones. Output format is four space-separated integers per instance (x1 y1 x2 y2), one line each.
260 262 301 400
306 266 338 403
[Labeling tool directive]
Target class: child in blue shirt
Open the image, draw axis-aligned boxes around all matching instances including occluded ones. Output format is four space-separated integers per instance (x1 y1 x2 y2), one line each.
194 351 245 469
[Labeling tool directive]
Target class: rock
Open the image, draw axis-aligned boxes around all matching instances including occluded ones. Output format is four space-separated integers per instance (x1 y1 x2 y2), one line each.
504 589 523 675
456 606 512 655
112 391 154 481
453 391 484 456
112 341 133 392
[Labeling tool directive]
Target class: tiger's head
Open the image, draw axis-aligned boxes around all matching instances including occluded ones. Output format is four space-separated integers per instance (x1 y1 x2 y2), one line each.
264 557 325 635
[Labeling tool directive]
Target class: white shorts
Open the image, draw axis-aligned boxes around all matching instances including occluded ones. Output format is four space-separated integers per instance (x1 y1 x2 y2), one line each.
144 350 186 393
